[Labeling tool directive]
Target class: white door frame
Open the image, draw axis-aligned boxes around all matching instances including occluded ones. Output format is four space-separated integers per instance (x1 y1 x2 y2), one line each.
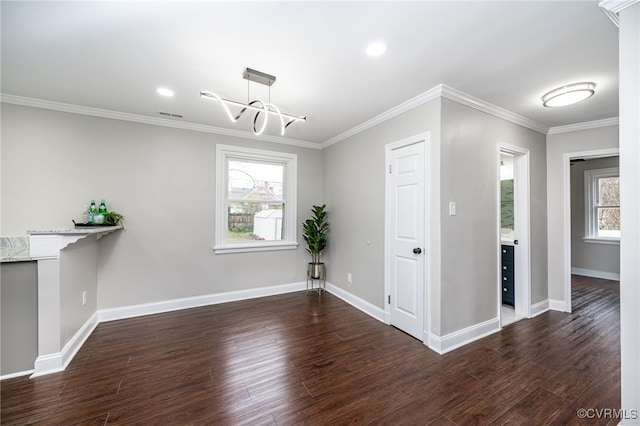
384 132 430 344
561 148 619 313
498 144 532 323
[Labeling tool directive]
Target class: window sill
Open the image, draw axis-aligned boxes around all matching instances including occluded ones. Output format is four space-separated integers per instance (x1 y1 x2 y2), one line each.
213 241 299 254
583 237 620 246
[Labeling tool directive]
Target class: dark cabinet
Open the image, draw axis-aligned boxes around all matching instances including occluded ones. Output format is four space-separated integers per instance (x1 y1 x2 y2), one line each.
501 245 515 307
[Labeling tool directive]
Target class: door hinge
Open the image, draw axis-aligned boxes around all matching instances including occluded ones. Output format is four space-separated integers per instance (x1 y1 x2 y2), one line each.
388 294 391 304
388 164 392 174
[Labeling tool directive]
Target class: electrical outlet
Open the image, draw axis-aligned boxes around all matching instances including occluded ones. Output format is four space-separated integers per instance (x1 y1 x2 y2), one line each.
449 201 456 216
82 291 87 306
347 273 352 283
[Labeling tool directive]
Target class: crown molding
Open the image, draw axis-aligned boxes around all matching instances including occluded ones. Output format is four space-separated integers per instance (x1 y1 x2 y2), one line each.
320 85 443 149
320 84 549 149
440 85 549 134
599 0 639 14
547 117 619 135
600 7 620 27
0 93 322 150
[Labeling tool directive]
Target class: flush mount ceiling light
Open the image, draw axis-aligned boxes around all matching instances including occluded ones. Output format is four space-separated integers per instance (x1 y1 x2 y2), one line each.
200 68 306 136
542 82 595 107
156 87 174 97
366 42 387 57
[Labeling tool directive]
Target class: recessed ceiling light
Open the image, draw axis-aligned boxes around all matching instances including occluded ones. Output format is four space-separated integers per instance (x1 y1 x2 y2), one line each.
542 82 595 107
156 87 174 97
366 42 387 57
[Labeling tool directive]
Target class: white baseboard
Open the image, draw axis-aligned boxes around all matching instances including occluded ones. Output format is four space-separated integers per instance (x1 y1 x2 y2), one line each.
31 311 99 378
428 317 501 355
98 281 307 323
25 282 307 378
0 369 35 380
325 282 386 323
571 267 620 281
530 299 550 317
549 299 568 312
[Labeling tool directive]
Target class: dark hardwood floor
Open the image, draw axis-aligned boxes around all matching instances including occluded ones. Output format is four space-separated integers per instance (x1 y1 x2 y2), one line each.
1 275 620 425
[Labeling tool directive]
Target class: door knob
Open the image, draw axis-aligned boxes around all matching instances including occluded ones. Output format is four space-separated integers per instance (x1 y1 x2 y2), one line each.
413 247 422 254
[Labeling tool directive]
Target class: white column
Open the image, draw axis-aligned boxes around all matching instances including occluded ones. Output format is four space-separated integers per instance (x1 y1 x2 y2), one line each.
601 1 640 423
620 4 640 423
29 226 121 376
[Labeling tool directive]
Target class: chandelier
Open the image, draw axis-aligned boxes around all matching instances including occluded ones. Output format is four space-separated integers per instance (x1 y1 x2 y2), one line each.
200 68 306 136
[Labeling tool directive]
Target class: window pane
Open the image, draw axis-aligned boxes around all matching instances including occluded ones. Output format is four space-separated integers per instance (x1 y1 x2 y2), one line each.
597 207 620 238
598 177 619 206
228 160 283 201
227 202 284 242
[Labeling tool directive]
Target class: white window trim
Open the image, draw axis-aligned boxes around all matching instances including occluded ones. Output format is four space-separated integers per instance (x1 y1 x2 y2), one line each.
584 167 620 246
214 144 298 254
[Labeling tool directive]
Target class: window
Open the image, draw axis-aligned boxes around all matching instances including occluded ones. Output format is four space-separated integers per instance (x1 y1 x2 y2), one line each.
215 144 298 254
584 167 620 244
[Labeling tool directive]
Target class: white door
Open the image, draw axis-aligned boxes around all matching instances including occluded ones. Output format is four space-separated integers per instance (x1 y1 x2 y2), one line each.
388 141 425 339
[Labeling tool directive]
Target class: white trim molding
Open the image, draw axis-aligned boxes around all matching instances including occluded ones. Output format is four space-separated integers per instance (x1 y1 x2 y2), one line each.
31 312 99 377
0 93 321 150
548 117 619 135
571 267 621 281
600 0 640 14
0 369 35 381
321 86 442 148
428 317 501 355
325 282 386 323
99 281 307 323
321 84 549 148
440 85 549 134
531 299 550 317
549 299 568 312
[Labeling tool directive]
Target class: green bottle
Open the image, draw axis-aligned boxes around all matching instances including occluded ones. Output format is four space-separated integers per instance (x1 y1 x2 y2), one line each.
98 199 108 215
96 199 108 224
87 199 97 224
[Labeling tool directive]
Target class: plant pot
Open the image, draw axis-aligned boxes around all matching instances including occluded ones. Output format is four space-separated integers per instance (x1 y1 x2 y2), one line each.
308 262 325 279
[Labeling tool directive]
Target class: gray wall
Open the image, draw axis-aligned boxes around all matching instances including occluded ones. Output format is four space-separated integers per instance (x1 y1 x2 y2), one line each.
60 235 99 347
570 156 620 275
2 98 550 342
323 97 547 337
546 125 619 302
1 104 323 309
439 99 547 334
322 100 442 334
1 261 38 375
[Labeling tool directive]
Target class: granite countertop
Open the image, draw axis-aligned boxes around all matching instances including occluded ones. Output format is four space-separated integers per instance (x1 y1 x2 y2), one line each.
27 225 123 235
0 236 32 262
2 226 123 262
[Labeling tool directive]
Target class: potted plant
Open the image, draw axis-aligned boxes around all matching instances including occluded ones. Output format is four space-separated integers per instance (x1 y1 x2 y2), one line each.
104 211 124 227
302 204 329 279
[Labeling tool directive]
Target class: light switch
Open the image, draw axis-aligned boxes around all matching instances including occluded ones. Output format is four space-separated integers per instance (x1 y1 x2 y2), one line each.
449 202 456 216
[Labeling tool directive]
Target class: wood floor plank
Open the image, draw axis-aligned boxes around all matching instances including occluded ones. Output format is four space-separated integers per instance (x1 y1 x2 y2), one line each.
1 275 620 425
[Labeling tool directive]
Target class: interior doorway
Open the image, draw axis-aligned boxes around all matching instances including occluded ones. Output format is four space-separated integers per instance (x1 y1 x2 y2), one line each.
498 145 531 326
562 148 620 312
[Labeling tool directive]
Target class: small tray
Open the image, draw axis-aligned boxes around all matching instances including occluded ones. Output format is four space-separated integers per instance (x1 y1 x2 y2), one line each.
72 220 113 227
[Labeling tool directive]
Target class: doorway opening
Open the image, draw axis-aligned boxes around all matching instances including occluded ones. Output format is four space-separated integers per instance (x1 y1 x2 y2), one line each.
498 146 531 326
562 148 619 312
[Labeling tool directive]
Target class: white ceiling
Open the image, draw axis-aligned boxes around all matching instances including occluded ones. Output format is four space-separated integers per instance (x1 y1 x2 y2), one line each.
1 1 619 145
